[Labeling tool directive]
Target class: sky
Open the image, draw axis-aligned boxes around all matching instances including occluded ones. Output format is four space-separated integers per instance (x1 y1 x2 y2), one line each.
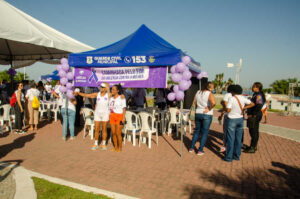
4 0 300 88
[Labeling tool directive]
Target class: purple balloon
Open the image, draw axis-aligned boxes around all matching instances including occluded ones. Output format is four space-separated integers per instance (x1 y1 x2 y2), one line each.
182 56 191 65
170 65 177 74
197 73 203 80
60 77 68 85
179 80 190 91
56 65 62 71
171 73 182 83
175 90 184 101
187 80 192 87
173 85 179 93
62 63 70 72
182 70 192 80
66 72 74 80
201 71 208 77
61 58 68 65
67 90 74 99
176 62 186 73
167 92 176 101
59 86 67 93
66 82 73 90
58 70 66 78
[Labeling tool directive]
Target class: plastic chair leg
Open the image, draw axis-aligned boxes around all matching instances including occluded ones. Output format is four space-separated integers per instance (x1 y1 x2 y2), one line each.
148 132 152 149
167 123 171 135
132 130 136 146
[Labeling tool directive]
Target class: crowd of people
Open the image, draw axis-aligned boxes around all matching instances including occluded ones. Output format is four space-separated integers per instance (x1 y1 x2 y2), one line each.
0 78 268 158
188 79 266 162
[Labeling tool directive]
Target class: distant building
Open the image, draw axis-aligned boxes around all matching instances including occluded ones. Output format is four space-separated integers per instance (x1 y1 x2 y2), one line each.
270 97 300 112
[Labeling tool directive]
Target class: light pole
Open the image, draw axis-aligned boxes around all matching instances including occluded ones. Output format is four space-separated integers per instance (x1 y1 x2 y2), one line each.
227 58 242 84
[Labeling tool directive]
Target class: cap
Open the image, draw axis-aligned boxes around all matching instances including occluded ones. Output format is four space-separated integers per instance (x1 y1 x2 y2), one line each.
100 83 106 88
74 88 80 92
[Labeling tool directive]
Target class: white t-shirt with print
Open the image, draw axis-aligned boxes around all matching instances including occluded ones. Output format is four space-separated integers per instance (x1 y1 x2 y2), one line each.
227 95 251 119
45 84 52 93
25 88 40 101
109 96 126 114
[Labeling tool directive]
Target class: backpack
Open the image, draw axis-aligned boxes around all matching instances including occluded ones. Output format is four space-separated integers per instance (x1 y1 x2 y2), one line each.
32 96 40 109
10 93 17 107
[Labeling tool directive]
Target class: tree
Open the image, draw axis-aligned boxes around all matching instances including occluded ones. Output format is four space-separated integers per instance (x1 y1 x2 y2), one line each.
0 70 11 82
212 73 225 94
270 78 300 96
14 72 29 82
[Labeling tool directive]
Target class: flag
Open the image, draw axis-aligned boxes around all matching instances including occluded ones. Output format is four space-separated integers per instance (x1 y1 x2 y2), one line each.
227 63 234 68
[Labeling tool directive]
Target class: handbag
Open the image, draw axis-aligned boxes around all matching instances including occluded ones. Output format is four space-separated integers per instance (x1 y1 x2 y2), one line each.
189 105 195 121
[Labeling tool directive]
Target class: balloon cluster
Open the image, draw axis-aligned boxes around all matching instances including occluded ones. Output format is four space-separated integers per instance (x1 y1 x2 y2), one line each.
56 58 74 99
6 68 17 76
167 56 192 101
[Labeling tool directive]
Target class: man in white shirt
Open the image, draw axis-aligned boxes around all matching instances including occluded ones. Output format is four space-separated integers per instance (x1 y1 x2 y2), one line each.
44 82 52 101
224 85 254 162
218 85 234 152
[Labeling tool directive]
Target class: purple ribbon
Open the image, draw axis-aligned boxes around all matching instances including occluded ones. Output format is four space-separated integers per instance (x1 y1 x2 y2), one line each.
88 69 98 83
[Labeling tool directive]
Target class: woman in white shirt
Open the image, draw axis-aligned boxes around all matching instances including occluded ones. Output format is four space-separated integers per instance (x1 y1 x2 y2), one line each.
109 84 126 152
76 83 110 150
25 82 40 131
224 85 254 162
61 94 77 141
44 82 52 101
189 82 216 156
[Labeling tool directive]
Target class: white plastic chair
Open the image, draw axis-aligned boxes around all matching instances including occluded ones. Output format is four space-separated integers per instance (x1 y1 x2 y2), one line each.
123 111 141 146
38 101 47 120
167 107 182 137
81 107 95 140
138 111 158 149
51 102 60 122
182 109 192 135
0 104 13 134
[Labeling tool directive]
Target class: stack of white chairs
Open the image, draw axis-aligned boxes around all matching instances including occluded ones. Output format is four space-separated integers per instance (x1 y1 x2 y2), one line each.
138 111 158 149
167 107 182 137
123 111 141 146
0 104 13 134
81 107 95 140
38 101 48 121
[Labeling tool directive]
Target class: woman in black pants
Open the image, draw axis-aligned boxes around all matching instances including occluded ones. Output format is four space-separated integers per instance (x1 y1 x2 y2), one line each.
244 82 265 153
14 82 26 133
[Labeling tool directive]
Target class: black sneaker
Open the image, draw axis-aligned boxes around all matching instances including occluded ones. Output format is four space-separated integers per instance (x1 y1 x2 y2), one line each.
244 147 256 153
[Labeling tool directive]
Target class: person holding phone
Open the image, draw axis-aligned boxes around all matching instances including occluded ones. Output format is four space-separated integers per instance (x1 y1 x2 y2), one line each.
109 84 126 152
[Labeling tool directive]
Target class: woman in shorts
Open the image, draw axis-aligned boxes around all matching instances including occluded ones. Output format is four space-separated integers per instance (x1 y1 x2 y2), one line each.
76 83 110 150
109 84 126 152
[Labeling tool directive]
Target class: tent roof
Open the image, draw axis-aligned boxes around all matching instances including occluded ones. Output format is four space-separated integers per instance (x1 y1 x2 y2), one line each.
40 70 59 80
0 0 94 67
69 25 200 72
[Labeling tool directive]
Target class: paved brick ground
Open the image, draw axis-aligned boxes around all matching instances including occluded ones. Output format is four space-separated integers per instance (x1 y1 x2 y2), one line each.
1 118 300 199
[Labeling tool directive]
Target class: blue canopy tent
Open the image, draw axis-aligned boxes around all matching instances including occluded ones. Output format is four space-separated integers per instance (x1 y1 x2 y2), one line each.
68 25 200 88
40 70 60 81
69 24 200 71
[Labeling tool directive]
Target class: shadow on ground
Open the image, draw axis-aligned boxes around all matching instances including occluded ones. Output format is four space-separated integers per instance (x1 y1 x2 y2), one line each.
183 161 300 199
0 133 36 159
0 159 23 183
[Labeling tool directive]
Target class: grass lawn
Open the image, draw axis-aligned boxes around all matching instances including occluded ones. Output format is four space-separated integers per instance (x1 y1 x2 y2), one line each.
32 177 112 199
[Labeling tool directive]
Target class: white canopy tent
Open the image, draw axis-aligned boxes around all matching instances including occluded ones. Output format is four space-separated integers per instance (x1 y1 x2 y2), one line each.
0 0 94 69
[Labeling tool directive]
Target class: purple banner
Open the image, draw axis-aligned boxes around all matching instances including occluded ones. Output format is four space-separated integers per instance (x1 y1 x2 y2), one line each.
74 66 167 88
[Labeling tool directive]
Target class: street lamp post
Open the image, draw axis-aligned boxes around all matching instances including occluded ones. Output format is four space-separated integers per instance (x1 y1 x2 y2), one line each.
227 58 242 84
